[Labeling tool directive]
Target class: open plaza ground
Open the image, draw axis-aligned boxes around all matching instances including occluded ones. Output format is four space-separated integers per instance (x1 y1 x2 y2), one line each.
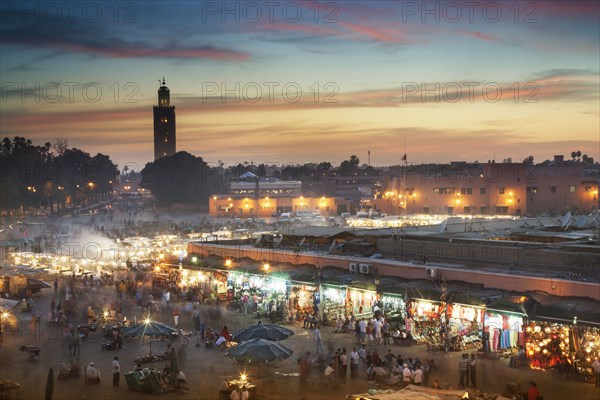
1 276 598 400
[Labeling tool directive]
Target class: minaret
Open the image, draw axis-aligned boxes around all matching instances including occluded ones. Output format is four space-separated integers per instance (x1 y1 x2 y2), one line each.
153 78 176 160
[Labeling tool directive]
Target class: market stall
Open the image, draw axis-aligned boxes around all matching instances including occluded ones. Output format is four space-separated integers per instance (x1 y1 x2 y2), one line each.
447 303 484 351
346 286 377 318
407 299 444 348
524 321 571 369
483 309 524 356
288 283 318 321
321 284 346 320
524 319 599 381
378 292 406 322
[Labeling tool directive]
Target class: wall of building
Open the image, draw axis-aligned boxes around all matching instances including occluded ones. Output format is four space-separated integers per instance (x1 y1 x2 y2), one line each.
525 165 598 214
208 196 352 217
188 243 600 301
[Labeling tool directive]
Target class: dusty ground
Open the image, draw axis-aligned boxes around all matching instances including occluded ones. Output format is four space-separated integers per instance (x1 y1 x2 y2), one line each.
1 279 598 400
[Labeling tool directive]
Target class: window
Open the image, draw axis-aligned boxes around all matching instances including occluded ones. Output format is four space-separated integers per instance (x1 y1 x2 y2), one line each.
434 187 455 195
584 186 592 192
460 188 472 195
161 116 168 123
526 187 538 194
499 187 505 194
480 206 487 214
447 207 453 215
480 188 486 195
550 186 556 193
463 206 471 213
496 206 509 214
423 207 430 214
406 188 415 195
569 185 576 193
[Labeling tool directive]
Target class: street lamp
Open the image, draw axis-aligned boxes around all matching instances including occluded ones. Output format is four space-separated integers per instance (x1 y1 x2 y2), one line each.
263 263 270 272
225 259 232 268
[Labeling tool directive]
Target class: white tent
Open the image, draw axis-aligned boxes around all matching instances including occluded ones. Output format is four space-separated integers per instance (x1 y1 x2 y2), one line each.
350 385 512 400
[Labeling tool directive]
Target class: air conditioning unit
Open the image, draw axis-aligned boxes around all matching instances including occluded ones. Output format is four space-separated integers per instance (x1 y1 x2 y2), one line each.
426 268 438 279
349 263 358 273
359 263 372 274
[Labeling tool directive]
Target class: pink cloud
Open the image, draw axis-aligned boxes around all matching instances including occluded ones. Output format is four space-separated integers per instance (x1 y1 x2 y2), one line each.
339 22 406 44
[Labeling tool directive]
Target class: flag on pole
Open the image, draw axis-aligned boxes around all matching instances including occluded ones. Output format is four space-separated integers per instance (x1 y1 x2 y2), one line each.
401 153 407 161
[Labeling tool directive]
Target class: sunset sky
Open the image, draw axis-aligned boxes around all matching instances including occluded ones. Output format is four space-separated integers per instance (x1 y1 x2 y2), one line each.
1 0 599 171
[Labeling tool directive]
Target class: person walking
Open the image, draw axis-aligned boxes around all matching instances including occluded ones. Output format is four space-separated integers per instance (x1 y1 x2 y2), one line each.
50 297 56 320
469 353 477 388
112 356 121 386
173 307 180 328
350 347 359 379
53 279 58 295
164 290 171 310
72 329 81 356
458 353 469 388
315 324 323 354
382 322 390 346
192 306 200 335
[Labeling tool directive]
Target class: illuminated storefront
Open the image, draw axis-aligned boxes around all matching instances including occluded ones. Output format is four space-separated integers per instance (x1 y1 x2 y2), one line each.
525 320 600 375
447 303 484 351
321 284 346 319
407 299 444 345
379 292 406 321
483 310 524 352
347 287 377 317
288 283 318 321
524 321 571 369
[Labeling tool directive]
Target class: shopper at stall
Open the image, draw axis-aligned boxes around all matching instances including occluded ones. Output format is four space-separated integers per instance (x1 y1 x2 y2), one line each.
458 353 469 388
359 318 367 345
510 345 526 367
591 357 600 388
469 353 477 388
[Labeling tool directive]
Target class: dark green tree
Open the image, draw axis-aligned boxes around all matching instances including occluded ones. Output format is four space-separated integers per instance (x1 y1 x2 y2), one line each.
338 155 360 176
140 152 212 205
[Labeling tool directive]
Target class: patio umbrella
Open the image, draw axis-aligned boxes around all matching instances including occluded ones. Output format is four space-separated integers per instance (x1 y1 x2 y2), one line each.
122 320 177 355
225 338 293 364
44 367 54 400
231 322 294 343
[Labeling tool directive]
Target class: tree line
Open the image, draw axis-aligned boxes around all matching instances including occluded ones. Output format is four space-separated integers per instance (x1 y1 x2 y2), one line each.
0 137 118 214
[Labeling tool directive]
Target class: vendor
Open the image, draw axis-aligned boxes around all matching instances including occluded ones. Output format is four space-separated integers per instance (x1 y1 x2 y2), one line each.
220 325 231 341
70 358 81 377
177 369 187 385
85 362 101 383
